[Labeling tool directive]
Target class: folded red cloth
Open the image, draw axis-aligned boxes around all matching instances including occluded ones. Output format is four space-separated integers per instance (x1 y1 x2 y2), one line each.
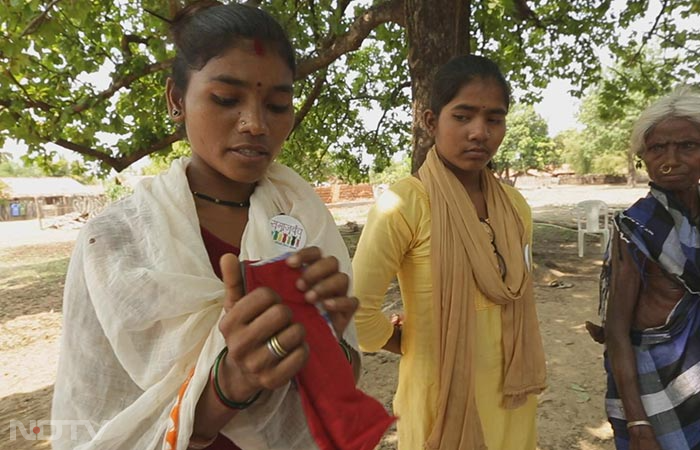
242 256 395 450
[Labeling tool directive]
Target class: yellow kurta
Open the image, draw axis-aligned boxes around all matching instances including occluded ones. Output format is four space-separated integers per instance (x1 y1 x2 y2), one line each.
353 176 537 450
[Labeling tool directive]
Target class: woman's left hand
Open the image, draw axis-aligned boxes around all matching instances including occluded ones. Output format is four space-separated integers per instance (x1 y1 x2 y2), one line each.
286 246 358 338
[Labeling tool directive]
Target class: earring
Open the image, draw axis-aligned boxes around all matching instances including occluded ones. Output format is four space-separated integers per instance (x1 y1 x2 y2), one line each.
172 109 181 117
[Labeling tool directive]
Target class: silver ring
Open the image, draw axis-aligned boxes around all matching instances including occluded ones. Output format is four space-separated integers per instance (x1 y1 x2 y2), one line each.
266 335 288 359
661 164 672 174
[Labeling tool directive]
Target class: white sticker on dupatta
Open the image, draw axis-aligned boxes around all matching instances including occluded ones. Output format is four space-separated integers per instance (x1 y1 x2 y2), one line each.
270 214 307 251
524 243 532 271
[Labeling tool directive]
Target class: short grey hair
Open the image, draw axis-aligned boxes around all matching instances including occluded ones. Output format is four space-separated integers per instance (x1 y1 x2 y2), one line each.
630 85 700 156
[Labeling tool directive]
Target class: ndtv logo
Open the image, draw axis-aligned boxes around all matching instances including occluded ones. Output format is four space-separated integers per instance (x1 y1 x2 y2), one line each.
8 420 108 441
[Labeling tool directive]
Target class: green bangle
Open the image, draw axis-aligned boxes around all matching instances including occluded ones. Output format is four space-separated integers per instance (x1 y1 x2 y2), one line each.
339 339 353 363
211 347 261 409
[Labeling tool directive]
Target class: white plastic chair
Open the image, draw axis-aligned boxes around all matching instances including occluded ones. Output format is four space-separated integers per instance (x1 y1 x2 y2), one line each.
575 200 610 257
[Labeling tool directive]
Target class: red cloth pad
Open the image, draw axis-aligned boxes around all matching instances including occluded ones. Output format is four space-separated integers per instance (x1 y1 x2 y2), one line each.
242 257 395 450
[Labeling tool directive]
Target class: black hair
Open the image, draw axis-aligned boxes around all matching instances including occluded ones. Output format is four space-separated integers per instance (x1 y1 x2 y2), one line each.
429 54 510 117
169 1 296 92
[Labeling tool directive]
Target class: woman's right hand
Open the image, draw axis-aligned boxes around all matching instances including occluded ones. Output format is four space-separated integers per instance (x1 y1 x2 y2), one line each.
216 253 309 402
584 320 605 344
629 425 662 450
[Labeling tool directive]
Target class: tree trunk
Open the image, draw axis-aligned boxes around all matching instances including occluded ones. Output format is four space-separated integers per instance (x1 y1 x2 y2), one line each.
405 0 471 172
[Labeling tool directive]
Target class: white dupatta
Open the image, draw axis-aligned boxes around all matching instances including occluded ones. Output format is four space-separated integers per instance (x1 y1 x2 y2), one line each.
51 158 357 450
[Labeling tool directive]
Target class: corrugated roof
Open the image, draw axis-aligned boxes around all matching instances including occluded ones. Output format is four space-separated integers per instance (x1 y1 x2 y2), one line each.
0 177 103 198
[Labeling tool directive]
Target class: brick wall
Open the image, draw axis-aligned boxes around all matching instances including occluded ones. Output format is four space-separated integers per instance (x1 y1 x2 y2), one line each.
314 186 334 203
313 183 375 204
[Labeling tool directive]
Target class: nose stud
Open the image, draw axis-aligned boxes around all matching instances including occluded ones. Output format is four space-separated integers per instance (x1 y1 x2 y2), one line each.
240 120 246 126
661 165 672 174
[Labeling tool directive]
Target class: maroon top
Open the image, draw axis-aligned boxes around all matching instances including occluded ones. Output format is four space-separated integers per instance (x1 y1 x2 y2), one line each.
200 226 242 450
201 226 241 277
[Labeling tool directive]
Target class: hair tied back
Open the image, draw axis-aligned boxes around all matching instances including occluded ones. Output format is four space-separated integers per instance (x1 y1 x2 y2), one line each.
168 0 223 45
172 0 223 27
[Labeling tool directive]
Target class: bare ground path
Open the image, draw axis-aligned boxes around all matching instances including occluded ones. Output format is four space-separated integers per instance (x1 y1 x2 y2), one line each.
0 183 650 449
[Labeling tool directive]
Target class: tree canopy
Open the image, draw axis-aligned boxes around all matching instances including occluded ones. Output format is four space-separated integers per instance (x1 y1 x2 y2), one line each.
1 0 698 182
493 104 557 179
556 50 692 182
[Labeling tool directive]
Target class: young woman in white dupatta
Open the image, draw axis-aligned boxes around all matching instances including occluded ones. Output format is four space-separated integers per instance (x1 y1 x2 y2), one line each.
51 2 363 449
352 55 546 450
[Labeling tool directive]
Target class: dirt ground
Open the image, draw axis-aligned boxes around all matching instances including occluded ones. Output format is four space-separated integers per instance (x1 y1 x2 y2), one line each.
0 182 650 449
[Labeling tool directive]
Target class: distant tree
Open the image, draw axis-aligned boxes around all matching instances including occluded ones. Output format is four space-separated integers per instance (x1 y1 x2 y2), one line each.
0 160 40 177
555 128 589 174
103 178 134 202
141 141 192 176
492 104 555 180
369 153 411 185
31 156 96 184
567 52 685 182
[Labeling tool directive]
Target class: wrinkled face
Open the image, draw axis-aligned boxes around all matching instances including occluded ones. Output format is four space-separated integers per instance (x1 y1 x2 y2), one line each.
167 43 295 184
424 78 507 176
642 117 700 192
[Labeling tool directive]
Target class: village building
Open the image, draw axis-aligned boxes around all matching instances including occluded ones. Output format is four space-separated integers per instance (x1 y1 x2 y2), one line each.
0 177 104 224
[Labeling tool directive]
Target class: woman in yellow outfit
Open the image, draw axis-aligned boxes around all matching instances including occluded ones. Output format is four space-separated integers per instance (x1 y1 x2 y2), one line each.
352 55 547 450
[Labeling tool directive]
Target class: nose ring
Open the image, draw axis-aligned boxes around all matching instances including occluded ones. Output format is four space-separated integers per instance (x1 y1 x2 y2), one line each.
661 165 672 175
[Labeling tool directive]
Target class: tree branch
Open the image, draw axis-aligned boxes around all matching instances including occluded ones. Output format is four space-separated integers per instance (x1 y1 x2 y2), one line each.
293 69 327 131
651 31 700 58
56 8 116 65
54 131 183 172
632 0 668 63
2 70 55 111
70 59 173 113
296 0 404 79
372 80 411 140
120 34 151 58
117 131 184 168
512 0 543 27
53 138 124 169
338 0 352 16
21 0 62 36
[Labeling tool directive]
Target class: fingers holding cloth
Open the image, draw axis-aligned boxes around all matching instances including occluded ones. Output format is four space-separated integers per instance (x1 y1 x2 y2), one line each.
217 253 308 400
220 248 394 450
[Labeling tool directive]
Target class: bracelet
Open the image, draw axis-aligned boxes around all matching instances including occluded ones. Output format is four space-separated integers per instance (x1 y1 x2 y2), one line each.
626 420 652 429
339 339 353 363
211 347 261 410
187 433 217 449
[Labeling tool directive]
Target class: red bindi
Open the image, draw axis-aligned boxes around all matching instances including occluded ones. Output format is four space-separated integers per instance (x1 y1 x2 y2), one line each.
253 38 265 56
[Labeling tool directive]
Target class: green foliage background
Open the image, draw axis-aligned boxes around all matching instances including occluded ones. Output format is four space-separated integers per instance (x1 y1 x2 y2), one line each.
1 1 698 182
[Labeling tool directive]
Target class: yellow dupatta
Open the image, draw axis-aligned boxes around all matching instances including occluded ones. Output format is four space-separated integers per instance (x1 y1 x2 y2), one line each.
419 148 546 450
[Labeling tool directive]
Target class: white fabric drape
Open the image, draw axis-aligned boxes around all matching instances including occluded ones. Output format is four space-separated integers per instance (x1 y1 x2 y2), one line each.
51 158 358 450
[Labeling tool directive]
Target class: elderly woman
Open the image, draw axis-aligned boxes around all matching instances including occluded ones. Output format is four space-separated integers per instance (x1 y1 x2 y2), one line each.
596 87 700 450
